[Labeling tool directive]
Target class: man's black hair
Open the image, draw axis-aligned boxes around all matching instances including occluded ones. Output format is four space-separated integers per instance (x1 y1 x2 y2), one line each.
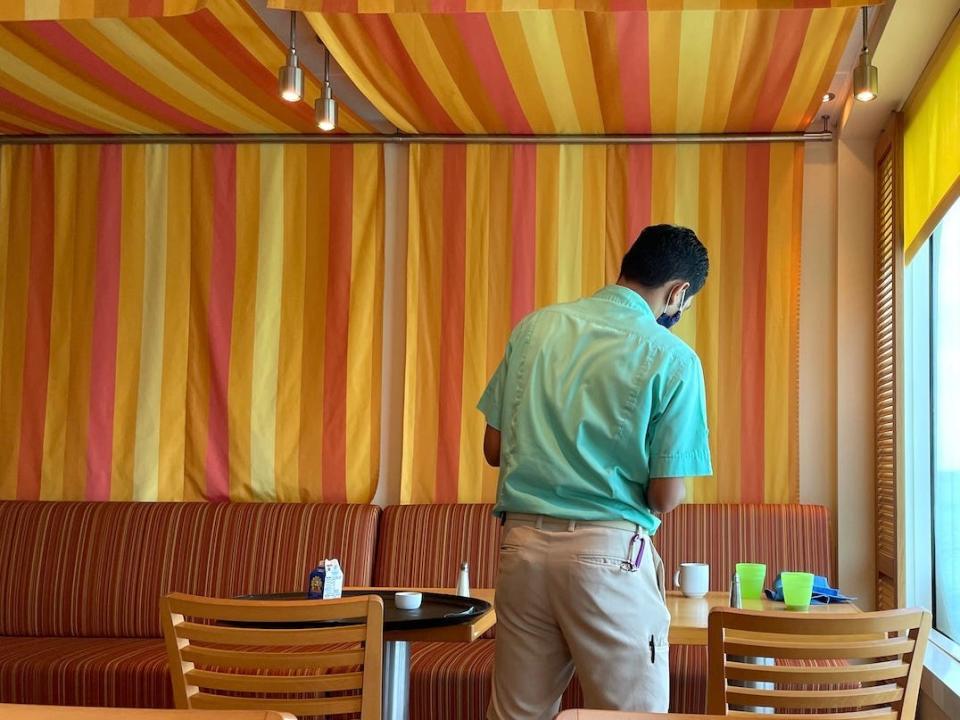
619 224 709 296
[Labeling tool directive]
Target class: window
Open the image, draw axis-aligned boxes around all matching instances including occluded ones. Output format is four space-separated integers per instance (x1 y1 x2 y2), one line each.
906 196 960 643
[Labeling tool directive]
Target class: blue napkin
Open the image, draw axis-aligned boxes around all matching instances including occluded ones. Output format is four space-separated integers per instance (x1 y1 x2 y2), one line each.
763 574 856 604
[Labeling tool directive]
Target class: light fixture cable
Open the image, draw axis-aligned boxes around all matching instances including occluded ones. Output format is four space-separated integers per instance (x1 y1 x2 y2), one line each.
861 5 869 53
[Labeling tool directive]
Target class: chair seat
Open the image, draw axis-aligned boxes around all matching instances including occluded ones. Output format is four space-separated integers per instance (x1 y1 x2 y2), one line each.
0 637 171 708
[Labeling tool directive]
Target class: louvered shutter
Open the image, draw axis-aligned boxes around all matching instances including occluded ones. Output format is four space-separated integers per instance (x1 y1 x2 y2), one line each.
874 114 905 610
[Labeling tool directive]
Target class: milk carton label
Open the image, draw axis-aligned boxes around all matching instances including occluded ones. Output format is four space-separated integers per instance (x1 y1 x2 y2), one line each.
322 559 343 599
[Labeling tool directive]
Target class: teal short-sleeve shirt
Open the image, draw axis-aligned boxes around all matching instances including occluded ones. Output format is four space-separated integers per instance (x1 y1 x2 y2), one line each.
478 284 713 534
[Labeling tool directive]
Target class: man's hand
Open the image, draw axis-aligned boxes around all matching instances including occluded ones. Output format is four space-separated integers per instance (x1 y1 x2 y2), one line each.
484 425 502 467
646 477 686 514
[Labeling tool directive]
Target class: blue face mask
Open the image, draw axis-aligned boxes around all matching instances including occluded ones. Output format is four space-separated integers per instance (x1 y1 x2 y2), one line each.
656 310 682 329
656 289 687 329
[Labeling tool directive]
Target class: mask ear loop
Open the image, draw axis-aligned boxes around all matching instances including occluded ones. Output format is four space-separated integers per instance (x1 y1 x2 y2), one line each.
672 288 687 319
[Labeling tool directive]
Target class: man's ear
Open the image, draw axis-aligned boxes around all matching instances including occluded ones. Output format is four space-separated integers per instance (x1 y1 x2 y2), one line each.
670 281 690 309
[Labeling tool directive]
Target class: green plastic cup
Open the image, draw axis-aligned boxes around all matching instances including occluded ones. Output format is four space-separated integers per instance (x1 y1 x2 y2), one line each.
781 571 815 610
736 563 767 600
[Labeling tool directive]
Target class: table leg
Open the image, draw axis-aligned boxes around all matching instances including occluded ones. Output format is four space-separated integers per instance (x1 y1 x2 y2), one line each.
382 640 411 720
729 655 774 714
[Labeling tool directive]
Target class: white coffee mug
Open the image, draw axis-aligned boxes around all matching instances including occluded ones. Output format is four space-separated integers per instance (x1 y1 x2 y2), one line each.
673 562 709 598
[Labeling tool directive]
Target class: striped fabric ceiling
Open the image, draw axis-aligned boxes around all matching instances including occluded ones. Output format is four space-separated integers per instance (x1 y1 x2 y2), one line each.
272 1 879 12
0 1 204 21
0 0 372 135
308 6 858 134
4 0 876 137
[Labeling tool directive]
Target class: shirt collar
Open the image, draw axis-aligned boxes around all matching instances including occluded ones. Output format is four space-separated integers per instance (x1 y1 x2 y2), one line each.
593 284 655 319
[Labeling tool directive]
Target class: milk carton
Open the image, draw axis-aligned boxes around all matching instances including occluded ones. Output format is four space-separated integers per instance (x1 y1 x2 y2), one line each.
307 559 344 599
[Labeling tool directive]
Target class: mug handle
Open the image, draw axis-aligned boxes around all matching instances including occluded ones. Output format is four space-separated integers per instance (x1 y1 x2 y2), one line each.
673 569 681 588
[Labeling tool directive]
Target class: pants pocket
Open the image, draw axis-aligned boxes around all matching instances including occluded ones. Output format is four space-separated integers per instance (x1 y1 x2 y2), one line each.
652 545 667 603
652 641 669 665
576 553 625 568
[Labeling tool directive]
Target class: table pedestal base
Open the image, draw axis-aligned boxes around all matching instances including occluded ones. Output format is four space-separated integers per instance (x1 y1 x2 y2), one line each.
382 640 411 720
728 655 774 714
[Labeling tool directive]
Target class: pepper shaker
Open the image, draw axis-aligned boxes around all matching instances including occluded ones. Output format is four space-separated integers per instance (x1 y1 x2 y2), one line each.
730 571 742 608
457 562 471 597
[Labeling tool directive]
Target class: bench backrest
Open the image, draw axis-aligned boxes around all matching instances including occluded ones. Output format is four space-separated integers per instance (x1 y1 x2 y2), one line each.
0 501 380 638
656 504 834 590
373 503 502 588
373 502 834 592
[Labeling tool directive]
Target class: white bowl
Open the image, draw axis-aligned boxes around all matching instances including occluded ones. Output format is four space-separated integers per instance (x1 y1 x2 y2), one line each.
394 591 422 610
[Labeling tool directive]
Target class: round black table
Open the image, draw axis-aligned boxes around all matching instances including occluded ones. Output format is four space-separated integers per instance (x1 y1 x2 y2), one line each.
237 590 492 720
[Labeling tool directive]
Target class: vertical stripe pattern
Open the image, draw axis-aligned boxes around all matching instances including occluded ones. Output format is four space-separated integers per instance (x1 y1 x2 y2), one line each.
0 143 384 503
402 143 803 504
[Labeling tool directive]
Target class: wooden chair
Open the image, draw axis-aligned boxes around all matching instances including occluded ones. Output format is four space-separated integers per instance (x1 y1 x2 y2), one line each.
160 592 383 719
706 607 931 719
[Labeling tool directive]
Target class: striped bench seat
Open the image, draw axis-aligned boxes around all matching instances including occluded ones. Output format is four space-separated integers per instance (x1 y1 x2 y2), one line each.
0 501 382 710
0 637 171 708
380 503 834 719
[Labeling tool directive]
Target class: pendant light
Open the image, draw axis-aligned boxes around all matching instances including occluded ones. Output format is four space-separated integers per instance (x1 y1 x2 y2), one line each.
853 6 878 102
277 12 303 102
315 45 338 132
278 12 304 102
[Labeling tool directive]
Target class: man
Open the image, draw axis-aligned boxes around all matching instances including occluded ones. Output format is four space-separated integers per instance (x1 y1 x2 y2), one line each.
479 224 712 720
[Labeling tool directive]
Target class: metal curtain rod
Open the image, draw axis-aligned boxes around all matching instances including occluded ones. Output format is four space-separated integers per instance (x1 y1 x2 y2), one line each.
2 131 832 146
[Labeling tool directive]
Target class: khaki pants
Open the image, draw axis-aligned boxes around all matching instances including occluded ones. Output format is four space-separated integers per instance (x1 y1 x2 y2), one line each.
487 516 670 720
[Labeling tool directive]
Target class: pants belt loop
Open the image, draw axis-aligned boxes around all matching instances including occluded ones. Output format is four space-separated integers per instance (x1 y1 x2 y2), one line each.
535 516 543 530
567 520 576 532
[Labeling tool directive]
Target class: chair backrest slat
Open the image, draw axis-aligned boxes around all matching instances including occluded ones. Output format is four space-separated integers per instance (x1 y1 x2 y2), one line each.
707 607 931 720
188 693 364 715
726 711 898 720
165 594 376 623
179 645 367 670
184 668 365 694
725 685 904 710
161 592 383 720
176 620 368 646
724 659 909 685
716 609 927 636
722 636 916 660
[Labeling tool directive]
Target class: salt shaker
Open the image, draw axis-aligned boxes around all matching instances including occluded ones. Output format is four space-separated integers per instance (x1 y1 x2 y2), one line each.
457 562 471 597
730 571 742 608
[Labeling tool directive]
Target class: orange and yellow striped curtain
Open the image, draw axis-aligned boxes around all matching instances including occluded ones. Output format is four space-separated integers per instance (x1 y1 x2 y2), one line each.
401 142 801 504
0 143 383 503
306 7 856 134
